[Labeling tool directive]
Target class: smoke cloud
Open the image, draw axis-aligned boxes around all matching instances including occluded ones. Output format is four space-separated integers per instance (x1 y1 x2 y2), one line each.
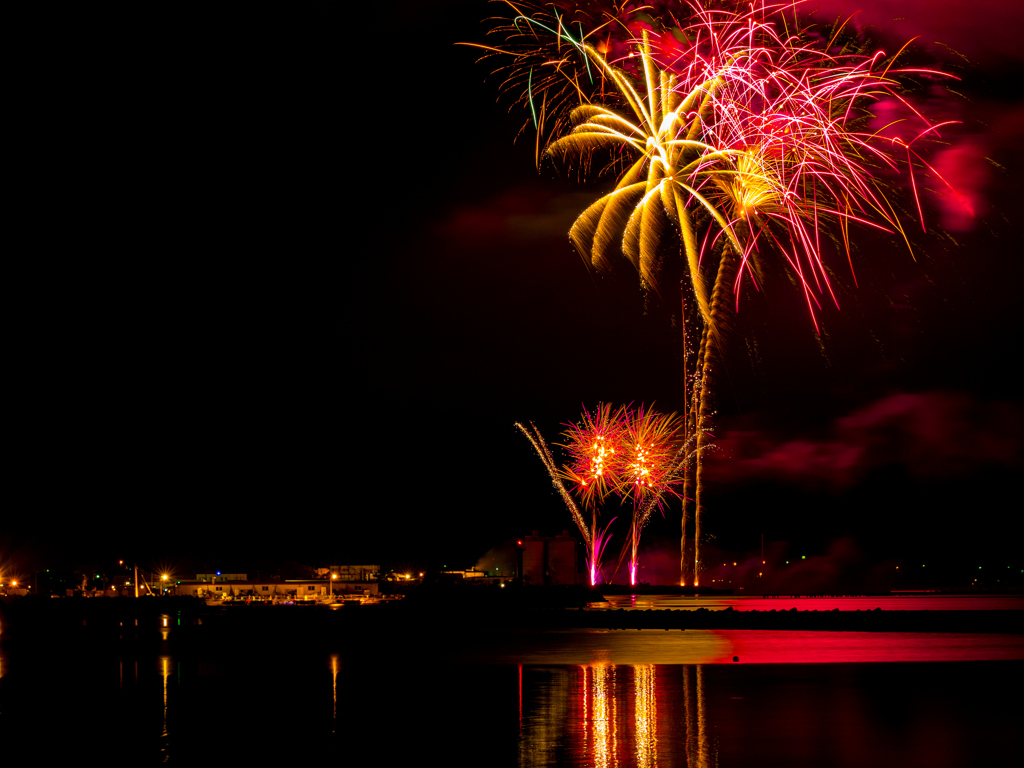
805 0 1024 66
708 391 1022 492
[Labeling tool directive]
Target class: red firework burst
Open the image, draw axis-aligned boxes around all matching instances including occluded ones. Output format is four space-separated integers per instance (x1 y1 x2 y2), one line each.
559 402 628 509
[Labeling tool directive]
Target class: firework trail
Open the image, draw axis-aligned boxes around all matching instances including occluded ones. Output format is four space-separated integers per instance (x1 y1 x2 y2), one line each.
589 517 618 587
515 421 591 549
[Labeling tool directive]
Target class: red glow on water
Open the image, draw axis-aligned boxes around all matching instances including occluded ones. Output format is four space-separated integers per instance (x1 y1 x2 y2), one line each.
703 630 1024 664
518 663 523 733
596 594 1024 612
470 629 1024 666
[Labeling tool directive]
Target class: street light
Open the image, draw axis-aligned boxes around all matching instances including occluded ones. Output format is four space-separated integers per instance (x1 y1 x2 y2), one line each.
330 573 337 599
161 574 168 595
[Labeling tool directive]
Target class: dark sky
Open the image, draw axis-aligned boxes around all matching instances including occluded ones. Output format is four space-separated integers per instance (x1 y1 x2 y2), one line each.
5 1 1022 580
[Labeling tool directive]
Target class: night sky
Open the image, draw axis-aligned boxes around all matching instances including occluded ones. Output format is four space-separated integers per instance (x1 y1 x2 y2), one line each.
5 1 1023 581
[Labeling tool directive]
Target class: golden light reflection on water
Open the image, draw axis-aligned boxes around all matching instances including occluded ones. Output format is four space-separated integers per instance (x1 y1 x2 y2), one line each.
329 654 340 733
487 628 732 666
635 664 657 767
518 666 569 766
683 665 695 767
160 655 171 760
519 663 714 768
695 666 711 768
586 663 616 767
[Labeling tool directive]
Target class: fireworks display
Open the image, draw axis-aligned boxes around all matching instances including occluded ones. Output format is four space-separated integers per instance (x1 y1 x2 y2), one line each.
481 1 951 300
485 1 953 585
519 404 697 585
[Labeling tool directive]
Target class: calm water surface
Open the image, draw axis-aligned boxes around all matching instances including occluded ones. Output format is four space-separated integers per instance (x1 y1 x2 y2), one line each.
449 628 1024 665
1 615 1021 766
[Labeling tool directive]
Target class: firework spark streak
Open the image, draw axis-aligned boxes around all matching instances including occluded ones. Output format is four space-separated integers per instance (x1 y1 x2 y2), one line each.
515 421 591 549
